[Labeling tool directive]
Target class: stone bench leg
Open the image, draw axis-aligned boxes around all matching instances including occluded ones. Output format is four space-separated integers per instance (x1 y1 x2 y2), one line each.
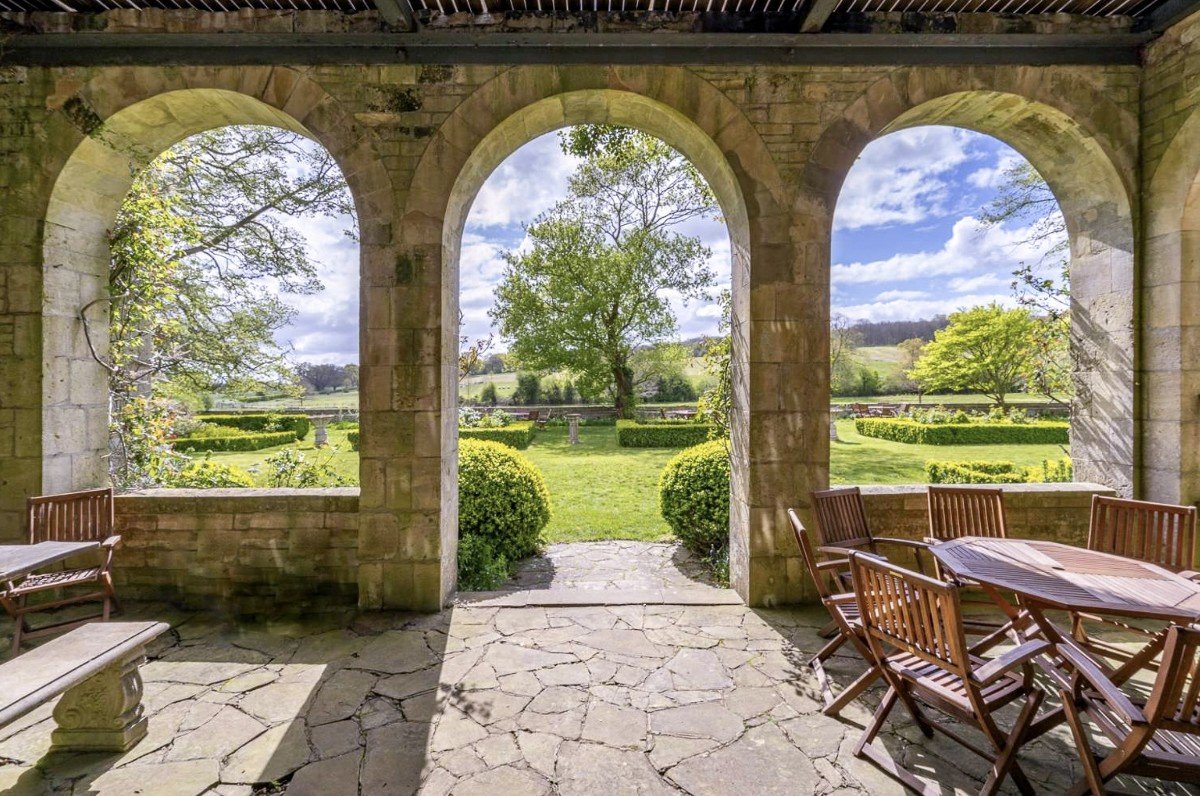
50 647 148 753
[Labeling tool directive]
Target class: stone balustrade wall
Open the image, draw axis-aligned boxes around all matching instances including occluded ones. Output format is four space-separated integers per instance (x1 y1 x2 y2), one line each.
113 488 359 616
107 483 1115 612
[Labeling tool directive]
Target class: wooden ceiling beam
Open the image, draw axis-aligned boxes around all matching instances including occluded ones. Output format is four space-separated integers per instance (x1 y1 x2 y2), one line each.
799 0 839 32
373 0 417 28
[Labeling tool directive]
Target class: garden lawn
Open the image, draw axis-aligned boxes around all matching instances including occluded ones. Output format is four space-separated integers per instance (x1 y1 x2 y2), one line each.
521 426 676 543
830 418 1068 484
188 427 360 483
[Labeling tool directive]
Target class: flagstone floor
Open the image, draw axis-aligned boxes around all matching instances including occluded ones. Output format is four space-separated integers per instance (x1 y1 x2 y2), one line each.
499 540 721 593
0 545 1190 795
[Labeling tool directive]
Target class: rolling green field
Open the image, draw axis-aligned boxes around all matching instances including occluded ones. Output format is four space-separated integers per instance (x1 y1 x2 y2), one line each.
192 421 1068 543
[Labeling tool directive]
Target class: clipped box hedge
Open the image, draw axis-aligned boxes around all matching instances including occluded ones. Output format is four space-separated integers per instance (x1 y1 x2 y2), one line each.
197 413 311 441
926 460 1026 484
172 430 297 452
616 419 715 448
459 421 534 450
855 418 1068 445
347 430 360 451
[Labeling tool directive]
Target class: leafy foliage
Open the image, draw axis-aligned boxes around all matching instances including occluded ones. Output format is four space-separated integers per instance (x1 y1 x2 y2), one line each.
457 534 511 592
491 127 718 418
659 440 730 559
97 125 353 485
256 448 350 488
458 439 551 564
109 397 188 490
197 413 310 440
346 430 360 451
926 457 1073 484
167 460 256 488
907 304 1037 407
697 290 733 442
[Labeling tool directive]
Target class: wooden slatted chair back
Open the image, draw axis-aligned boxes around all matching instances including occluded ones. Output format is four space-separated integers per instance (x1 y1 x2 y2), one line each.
850 552 967 675
788 509 833 599
1145 625 1200 734
927 485 1008 542
812 487 873 550
1088 495 1197 573
27 488 114 544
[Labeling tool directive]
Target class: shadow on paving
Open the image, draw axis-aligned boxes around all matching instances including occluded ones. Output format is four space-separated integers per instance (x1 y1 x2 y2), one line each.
0 601 454 795
754 607 1200 796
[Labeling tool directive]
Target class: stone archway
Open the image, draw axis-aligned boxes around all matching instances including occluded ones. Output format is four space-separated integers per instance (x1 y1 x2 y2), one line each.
33 72 388 500
805 75 1138 496
380 67 805 610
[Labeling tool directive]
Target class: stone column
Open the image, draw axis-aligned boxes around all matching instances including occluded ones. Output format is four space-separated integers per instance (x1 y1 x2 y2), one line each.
50 651 149 753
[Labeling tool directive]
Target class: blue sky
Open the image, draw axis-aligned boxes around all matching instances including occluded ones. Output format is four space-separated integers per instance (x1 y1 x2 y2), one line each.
275 125 1064 362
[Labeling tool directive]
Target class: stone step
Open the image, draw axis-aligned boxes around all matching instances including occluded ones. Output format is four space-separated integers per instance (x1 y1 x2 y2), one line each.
454 587 742 607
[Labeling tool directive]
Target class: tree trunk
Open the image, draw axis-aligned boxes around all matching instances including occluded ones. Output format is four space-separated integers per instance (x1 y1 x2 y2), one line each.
613 364 636 420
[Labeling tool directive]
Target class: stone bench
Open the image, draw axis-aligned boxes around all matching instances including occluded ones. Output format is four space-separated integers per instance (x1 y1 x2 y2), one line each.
0 621 169 752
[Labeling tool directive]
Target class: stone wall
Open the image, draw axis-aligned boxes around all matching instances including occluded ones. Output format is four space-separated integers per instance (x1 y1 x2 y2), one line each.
112 489 359 615
0 11 1159 607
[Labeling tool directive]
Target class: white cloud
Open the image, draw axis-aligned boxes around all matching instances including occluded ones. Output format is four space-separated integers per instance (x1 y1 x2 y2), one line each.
831 215 1062 286
464 133 579 228
833 127 976 231
948 273 1010 293
873 289 929 302
967 152 1025 190
836 292 1018 322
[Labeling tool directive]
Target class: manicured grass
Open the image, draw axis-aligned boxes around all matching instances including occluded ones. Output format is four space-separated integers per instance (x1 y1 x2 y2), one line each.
190 427 359 483
194 421 1070 541
829 419 1069 485
521 427 676 543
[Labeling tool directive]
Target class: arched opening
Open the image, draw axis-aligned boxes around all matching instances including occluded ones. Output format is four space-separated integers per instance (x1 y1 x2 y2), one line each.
809 88 1136 496
829 126 1073 486
455 125 734 590
41 88 364 494
440 90 753 600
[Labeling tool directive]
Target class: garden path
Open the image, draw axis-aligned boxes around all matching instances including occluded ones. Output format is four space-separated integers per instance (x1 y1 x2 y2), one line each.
499 541 721 594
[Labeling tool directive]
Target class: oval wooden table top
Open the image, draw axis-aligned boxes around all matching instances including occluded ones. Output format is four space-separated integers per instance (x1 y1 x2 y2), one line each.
930 537 1200 623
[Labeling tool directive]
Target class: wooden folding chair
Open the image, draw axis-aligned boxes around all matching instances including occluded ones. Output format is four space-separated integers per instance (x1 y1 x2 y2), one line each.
2 488 121 655
788 509 881 717
811 487 930 576
1072 495 1199 665
849 552 1052 796
1058 625 1200 795
927 485 1009 543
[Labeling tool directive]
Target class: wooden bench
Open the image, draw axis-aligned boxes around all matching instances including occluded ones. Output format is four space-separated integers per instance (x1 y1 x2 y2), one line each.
0 621 168 752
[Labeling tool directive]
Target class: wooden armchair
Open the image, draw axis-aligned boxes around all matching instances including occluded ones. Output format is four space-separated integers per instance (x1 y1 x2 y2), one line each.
1072 495 1199 663
849 552 1052 796
787 509 881 717
3 488 120 655
811 487 930 575
927 485 1009 543
1058 625 1200 795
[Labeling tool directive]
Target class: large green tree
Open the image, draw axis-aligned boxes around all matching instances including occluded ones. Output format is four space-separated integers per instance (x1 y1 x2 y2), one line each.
980 160 1072 403
90 125 354 484
490 126 718 417
907 304 1036 408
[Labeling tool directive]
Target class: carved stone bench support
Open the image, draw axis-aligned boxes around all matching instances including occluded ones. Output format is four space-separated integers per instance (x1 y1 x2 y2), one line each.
50 647 148 752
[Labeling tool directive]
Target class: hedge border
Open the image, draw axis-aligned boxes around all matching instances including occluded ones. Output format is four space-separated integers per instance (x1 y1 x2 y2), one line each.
616 419 715 448
172 430 297 452
856 418 1068 445
347 430 360 451
197 413 311 441
459 421 534 450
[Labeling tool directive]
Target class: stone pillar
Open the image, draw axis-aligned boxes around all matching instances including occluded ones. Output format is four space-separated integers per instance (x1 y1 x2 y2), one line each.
51 651 149 753
567 414 581 445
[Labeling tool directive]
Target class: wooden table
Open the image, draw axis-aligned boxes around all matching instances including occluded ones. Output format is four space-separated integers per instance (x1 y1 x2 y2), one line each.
932 537 1200 684
0 541 99 582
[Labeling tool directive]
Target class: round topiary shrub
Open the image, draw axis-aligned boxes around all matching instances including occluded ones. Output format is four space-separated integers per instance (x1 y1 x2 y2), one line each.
169 460 256 488
659 440 731 556
458 439 551 566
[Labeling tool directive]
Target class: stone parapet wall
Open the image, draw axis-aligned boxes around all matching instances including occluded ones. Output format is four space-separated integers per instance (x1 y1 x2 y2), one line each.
113 488 359 615
858 482 1117 548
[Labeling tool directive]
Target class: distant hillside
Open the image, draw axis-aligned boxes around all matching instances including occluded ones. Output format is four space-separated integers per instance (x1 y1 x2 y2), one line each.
850 317 948 346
